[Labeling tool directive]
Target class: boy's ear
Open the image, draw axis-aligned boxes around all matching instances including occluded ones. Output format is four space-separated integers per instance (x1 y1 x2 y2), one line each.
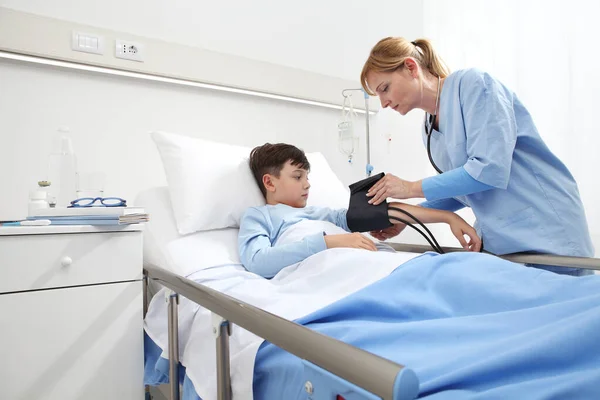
262 174 276 192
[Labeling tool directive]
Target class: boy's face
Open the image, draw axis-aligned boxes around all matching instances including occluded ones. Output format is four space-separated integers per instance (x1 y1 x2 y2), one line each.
264 160 310 208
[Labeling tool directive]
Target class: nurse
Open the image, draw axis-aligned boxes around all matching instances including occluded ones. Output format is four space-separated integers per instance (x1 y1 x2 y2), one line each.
361 37 594 276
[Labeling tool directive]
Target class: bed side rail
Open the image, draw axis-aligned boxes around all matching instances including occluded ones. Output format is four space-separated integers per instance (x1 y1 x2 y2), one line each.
387 243 600 271
144 262 419 400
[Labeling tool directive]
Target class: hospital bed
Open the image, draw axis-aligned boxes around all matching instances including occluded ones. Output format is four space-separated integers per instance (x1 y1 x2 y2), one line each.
139 186 600 400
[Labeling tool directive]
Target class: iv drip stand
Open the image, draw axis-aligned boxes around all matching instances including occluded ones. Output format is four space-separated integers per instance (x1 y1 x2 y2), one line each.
342 88 373 177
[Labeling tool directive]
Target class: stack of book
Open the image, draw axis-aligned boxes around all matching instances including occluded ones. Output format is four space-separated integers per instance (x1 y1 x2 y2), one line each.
28 207 149 225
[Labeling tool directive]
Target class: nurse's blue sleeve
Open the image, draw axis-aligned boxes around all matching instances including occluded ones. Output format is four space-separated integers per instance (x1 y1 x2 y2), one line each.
460 70 518 189
422 167 493 201
419 198 465 212
238 207 327 278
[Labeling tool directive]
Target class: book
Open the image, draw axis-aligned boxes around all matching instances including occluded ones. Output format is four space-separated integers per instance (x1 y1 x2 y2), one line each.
26 214 149 225
38 219 125 226
29 206 145 218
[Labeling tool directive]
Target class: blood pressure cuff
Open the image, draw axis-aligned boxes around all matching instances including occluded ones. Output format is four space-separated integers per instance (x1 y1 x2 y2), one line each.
347 172 393 232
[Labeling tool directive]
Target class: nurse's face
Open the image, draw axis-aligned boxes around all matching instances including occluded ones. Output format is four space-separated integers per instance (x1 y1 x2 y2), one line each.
367 60 421 115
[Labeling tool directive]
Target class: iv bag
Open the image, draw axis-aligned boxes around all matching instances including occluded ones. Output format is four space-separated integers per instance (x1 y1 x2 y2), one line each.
339 95 359 162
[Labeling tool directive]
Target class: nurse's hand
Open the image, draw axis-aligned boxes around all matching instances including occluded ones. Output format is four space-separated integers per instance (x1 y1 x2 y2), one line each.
448 216 481 252
370 223 406 241
367 174 424 205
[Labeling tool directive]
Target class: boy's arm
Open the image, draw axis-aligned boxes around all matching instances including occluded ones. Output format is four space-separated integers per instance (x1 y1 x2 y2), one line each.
238 208 327 279
313 207 350 232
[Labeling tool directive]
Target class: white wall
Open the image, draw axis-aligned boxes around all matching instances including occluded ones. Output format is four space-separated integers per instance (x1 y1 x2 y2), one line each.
0 1 438 245
1 1 596 260
0 1 510 249
0 59 424 225
0 59 352 219
0 0 423 82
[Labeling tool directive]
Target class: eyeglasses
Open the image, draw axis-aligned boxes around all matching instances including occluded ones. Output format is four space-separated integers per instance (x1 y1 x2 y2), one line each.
69 197 127 208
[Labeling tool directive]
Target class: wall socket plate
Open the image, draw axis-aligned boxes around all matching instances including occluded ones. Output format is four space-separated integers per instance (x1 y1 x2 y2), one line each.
115 40 144 62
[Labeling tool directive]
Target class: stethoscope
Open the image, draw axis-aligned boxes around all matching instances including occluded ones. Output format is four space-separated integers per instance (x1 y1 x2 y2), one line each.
425 76 444 174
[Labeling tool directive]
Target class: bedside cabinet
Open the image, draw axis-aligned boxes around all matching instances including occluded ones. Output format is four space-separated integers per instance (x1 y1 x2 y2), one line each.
0 225 144 399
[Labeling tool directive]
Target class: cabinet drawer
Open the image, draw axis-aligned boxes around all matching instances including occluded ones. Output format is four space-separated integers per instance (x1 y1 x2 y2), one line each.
0 281 143 400
0 231 142 293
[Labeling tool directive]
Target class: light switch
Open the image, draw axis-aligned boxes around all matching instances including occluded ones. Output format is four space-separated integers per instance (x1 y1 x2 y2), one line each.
71 31 104 55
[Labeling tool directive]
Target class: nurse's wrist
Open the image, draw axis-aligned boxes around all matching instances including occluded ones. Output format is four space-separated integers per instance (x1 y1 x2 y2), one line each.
442 212 458 225
410 180 425 198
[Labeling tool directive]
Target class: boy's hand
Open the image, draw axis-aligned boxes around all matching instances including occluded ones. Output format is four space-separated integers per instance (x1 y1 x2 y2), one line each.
325 233 377 251
448 215 481 252
370 223 406 241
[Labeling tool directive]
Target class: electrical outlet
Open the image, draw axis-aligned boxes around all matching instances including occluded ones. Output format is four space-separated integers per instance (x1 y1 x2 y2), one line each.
115 40 144 62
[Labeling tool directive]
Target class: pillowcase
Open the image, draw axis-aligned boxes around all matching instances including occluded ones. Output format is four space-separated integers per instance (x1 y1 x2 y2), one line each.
151 131 349 235
304 152 350 210
167 228 242 276
135 186 241 276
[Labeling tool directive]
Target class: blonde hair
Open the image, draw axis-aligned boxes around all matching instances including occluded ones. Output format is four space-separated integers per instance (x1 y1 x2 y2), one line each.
360 37 450 95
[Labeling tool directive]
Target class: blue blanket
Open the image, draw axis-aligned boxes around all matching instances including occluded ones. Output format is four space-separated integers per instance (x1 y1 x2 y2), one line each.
147 252 600 399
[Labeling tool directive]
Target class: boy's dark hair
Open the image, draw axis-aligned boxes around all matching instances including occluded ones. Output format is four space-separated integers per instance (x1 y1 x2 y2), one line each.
249 143 310 197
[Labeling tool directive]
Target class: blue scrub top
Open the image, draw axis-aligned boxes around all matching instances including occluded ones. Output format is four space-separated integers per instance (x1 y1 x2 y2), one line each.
423 68 593 258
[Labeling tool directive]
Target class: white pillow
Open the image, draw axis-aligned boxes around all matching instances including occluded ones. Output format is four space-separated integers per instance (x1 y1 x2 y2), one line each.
167 228 242 276
135 186 241 276
304 152 350 210
151 131 349 235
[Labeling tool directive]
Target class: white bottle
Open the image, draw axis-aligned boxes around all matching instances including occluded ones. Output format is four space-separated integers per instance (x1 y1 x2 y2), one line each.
47 127 78 208
28 190 49 216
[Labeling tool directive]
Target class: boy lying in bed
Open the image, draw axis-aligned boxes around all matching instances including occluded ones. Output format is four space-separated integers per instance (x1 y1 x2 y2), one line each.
239 143 481 278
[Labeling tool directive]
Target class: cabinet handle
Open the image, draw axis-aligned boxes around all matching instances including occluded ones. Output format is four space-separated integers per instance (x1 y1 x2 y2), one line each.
60 256 73 267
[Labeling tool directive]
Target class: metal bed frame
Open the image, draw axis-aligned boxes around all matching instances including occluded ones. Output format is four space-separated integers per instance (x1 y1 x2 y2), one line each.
143 245 600 400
